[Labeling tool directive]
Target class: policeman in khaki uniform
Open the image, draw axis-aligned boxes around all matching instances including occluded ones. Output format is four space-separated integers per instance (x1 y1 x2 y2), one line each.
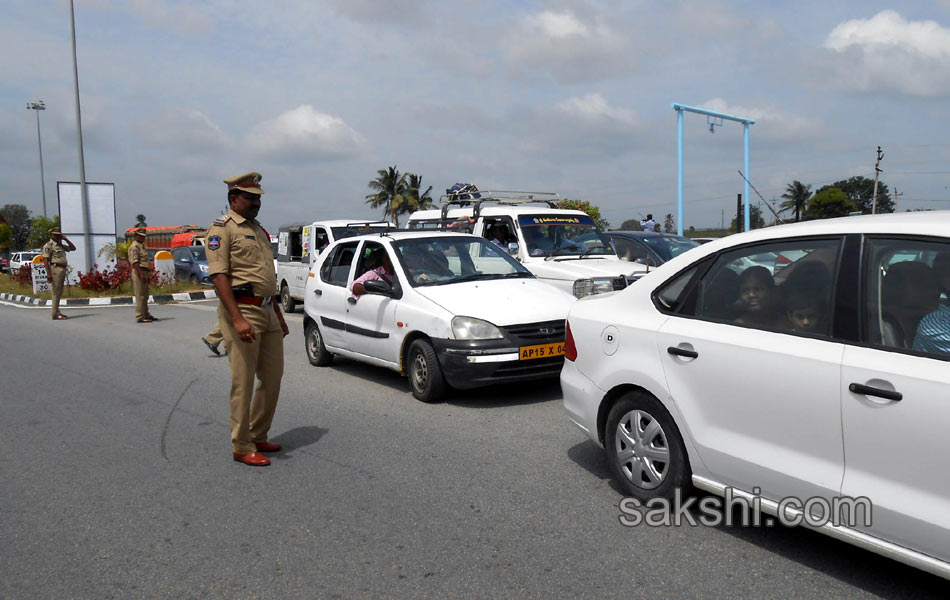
127 227 156 323
201 322 225 356
207 172 289 467
41 227 76 320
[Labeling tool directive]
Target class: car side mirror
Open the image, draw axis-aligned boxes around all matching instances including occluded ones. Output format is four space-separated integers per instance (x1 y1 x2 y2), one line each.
363 279 393 296
507 242 519 257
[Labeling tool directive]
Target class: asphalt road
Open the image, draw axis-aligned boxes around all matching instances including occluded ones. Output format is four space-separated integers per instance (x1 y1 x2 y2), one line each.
1 299 947 598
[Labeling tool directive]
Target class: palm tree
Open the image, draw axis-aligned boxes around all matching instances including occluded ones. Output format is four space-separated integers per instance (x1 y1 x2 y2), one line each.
398 173 434 222
135 214 147 227
780 181 812 223
365 166 408 227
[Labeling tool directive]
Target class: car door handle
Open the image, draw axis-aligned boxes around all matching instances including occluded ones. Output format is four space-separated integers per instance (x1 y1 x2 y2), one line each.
313 288 322 297
667 346 698 359
347 297 357 305
849 383 902 402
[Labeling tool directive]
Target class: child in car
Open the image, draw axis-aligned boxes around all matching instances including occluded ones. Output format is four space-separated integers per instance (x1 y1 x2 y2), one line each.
785 289 827 334
735 266 782 327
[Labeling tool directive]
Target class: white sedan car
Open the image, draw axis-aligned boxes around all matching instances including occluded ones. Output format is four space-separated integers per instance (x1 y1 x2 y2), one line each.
562 212 950 579
305 231 574 402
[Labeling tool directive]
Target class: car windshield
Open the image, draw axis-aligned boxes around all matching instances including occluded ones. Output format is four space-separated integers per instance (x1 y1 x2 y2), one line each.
191 247 206 261
392 237 533 287
518 215 615 257
640 235 700 261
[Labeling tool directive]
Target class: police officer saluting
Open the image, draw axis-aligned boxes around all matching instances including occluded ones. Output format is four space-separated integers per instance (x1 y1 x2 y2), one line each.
127 227 156 323
42 227 75 320
206 172 289 467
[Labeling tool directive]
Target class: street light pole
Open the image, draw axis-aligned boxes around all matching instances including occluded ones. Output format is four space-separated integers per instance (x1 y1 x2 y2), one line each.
26 101 47 218
69 0 93 272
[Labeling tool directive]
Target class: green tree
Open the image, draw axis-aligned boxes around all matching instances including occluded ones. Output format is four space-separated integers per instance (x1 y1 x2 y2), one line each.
98 241 129 262
28 215 60 249
663 213 675 233
135 214 147 227
731 205 765 232
556 199 610 230
0 204 33 250
780 180 812 223
805 187 857 220
0 223 11 250
619 218 642 231
365 166 409 227
821 176 893 214
394 173 434 223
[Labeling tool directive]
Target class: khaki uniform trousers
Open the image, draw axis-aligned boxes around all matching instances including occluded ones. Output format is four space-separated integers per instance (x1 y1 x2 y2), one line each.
204 322 224 347
50 265 67 317
132 269 150 321
219 303 284 454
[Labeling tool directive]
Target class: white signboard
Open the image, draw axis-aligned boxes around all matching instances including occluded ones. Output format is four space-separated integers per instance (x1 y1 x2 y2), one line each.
31 262 50 294
57 182 117 275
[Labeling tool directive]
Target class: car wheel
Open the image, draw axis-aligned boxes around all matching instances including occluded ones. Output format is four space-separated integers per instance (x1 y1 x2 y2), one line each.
304 320 333 366
190 273 199 285
605 391 691 502
407 339 445 403
281 282 296 313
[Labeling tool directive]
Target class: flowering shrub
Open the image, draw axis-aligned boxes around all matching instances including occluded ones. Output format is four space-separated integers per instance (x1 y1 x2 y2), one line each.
12 264 33 284
76 260 173 292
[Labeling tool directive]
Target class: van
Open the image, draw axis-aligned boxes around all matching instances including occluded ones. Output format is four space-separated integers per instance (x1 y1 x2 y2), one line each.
276 220 393 312
407 190 644 298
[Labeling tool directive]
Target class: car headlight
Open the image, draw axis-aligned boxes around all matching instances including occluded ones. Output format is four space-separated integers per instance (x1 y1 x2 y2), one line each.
199 264 209 272
452 316 503 340
573 277 615 298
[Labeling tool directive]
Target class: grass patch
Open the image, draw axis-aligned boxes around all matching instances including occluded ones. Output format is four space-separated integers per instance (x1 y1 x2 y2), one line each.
0 273 210 300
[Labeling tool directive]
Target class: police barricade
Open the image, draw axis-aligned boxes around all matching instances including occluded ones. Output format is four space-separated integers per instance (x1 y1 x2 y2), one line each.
153 250 175 284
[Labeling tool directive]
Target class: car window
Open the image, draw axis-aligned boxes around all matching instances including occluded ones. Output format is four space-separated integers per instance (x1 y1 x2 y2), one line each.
320 241 359 287
354 241 387 281
654 266 700 313
865 238 950 358
191 247 206 261
640 236 700 261
612 237 652 263
680 238 841 337
518 214 615 257
392 237 531 287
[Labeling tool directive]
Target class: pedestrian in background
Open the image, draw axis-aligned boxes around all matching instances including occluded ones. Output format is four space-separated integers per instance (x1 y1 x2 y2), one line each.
206 172 289 467
127 227 156 323
639 214 657 232
41 227 75 320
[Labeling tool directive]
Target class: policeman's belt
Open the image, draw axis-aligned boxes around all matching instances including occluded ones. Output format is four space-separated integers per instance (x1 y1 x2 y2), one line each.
236 296 274 307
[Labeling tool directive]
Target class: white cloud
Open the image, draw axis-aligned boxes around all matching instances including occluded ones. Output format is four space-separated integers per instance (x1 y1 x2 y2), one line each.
504 10 636 83
698 98 824 140
137 109 230 151
555 93 638 127
822 10 950 96
246 105 365 161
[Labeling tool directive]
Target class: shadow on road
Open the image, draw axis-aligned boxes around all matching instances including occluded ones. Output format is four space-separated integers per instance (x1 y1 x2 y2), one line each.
565 442 948 596
270 425 329 460
446 379 562 408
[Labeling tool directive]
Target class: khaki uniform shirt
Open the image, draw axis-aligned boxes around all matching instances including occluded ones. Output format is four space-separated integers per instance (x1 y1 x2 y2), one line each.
41 240 68 266
206 210 277 297
127 240 151 269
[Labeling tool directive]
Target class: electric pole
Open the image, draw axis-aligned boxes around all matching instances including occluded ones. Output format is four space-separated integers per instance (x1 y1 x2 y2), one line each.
872 146 884 214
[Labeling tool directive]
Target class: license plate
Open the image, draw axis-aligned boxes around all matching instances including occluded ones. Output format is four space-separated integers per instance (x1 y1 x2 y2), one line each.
519 342 565 360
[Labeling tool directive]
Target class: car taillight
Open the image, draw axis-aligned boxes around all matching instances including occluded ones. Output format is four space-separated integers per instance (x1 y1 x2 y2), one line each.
564 320 577 361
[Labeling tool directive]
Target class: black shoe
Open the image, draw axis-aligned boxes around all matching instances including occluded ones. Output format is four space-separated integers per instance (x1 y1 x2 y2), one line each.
202 337 220 356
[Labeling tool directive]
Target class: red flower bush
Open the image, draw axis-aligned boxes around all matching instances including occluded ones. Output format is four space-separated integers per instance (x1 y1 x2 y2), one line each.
12 264 33 284
77 262 131 292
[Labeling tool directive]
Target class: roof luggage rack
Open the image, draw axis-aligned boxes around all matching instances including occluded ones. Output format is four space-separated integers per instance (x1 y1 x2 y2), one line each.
439 187 561 225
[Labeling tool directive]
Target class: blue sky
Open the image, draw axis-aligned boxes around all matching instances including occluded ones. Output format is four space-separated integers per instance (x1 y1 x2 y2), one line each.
4 0 950 234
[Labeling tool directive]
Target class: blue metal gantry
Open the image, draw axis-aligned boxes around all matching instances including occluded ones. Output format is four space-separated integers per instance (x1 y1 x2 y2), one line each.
672 103 755 235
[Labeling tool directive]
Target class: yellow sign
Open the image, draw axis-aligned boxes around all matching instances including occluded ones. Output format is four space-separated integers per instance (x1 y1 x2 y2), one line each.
519 342 565 360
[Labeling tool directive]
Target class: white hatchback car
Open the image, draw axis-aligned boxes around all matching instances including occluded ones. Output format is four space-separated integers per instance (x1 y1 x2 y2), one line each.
562 212 950 578
304 230 574 402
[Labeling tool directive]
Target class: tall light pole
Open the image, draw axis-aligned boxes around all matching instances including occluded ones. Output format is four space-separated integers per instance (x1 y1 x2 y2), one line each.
69 0 93 271
26 101 48 218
